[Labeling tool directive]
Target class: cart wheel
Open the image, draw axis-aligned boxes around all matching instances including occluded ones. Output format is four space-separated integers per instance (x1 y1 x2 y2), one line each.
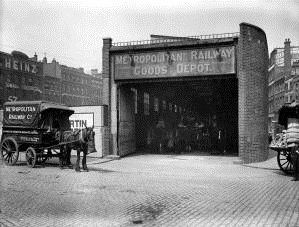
277 150 294 174
1 137 19 165
26 147 37 168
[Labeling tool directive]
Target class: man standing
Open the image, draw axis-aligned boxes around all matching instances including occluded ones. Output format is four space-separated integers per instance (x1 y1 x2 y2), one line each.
292 147 299 181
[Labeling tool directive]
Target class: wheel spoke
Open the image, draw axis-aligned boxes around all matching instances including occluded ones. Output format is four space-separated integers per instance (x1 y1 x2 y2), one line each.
8 154 12 163
2 142 9 151
12 152 17 160
4 153 10 161
2 142 10 149
281 160 288 167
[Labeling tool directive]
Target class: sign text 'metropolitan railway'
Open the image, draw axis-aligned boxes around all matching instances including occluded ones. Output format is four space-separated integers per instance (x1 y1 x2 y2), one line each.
114 46 235 80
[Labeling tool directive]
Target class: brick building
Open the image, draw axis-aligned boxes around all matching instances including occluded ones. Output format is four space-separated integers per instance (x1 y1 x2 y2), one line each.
41 57 102 107
268 39 299 134
0 51 42 108
102 23 269 163
0 50 102 108
60 66 102 106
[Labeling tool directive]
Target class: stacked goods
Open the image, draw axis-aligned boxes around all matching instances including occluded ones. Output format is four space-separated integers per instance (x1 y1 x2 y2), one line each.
286 118 299 144
270 131 287 148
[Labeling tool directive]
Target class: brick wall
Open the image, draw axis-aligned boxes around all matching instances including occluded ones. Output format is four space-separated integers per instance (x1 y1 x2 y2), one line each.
102 38 112 156
238 23 269 163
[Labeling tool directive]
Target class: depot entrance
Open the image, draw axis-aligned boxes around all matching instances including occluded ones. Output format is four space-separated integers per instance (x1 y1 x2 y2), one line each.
117 76 238 156
103 23 269 163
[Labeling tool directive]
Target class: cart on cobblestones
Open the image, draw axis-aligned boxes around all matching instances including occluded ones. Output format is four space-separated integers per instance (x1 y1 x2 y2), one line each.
0 101 75 168
269 101 299 174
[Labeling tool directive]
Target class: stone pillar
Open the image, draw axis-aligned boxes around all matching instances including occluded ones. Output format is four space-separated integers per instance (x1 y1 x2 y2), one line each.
238 23 269 163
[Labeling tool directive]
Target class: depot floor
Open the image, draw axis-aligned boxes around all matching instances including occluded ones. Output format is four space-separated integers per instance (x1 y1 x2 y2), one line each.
0 151 298 227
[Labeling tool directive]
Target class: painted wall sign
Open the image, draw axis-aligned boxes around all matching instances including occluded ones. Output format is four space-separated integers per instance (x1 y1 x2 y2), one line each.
114 46 235 80
0 55 38 74
69 113 94 130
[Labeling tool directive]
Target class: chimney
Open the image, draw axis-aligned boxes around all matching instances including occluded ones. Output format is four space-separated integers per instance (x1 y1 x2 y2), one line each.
34 52 38 61
284 38 291 77
42 56 47 63
91 69 98 75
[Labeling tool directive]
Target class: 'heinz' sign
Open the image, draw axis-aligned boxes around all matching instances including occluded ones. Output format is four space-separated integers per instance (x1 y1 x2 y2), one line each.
0 55 38 74
114 46 235 80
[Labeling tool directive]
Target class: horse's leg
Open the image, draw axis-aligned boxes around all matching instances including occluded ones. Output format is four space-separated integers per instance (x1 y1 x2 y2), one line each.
82 147 88 171
59 146 64 169
66 146 73 168
75 149 80 172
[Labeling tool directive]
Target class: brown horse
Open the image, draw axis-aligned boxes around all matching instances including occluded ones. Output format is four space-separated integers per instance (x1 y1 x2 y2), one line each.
61 127 95 172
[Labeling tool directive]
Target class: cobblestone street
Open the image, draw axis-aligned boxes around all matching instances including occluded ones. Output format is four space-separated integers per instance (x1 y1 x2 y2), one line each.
1 153 298 227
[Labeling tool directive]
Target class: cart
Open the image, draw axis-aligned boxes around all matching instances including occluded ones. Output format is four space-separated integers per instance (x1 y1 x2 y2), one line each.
269 101 299 174
0 101 75 168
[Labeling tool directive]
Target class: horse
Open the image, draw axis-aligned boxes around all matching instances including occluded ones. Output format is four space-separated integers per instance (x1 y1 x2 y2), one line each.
60 127 95 172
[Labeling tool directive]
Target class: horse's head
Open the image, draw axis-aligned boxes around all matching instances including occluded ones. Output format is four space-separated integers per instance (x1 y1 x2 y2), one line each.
83 127 96 154
80 127 94 142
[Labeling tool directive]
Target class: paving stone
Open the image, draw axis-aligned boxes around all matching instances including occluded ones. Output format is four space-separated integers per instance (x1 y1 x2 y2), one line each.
0 154 298 226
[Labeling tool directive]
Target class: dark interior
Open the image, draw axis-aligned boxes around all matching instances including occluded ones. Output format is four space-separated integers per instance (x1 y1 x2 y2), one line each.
119 75 238 155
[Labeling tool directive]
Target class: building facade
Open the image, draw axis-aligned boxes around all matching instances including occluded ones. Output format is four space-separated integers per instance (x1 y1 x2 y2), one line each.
0 51 42 108
60 66 102 106
41 57 102 107
0 50 102 109
268 39 299 134
102 23 269 163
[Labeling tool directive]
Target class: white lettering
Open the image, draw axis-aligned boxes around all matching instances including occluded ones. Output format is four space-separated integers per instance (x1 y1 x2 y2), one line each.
191 51 197 60
13 60 18 70
225 48 233 58
133 66 168 76
115 56 124 64
5 58 11 68
31 64 37 73
177 63 211 74
145 55 151 63
25 63 30 72
220 50 226 58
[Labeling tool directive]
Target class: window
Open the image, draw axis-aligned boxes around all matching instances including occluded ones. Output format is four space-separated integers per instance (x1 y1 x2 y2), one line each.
169 103 172 112
154 97 159 112
28 77 33 86
144 92 149 115
162 100 167 111
131 88 138 114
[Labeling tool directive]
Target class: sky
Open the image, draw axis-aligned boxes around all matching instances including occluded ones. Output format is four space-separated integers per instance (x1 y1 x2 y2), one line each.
0 0 298 74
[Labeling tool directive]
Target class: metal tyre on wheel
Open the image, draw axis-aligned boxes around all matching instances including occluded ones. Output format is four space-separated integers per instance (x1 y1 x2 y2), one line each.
277 150 294 174
1 137 19 165
26 147 37 168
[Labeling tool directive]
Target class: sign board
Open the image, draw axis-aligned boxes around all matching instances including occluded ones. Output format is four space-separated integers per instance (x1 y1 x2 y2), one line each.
69 113 94 130
0 54 38 74
114 46 235 80
3 103 40 127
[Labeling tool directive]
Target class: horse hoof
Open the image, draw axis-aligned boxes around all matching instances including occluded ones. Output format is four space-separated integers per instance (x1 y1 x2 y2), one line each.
83 168 89 172
75 168 80 172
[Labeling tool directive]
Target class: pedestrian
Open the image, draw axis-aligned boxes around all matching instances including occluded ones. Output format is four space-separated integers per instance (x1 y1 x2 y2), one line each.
292 147 299 181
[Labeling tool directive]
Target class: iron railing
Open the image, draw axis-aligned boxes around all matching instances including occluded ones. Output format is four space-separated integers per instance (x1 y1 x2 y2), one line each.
112 32 240 47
